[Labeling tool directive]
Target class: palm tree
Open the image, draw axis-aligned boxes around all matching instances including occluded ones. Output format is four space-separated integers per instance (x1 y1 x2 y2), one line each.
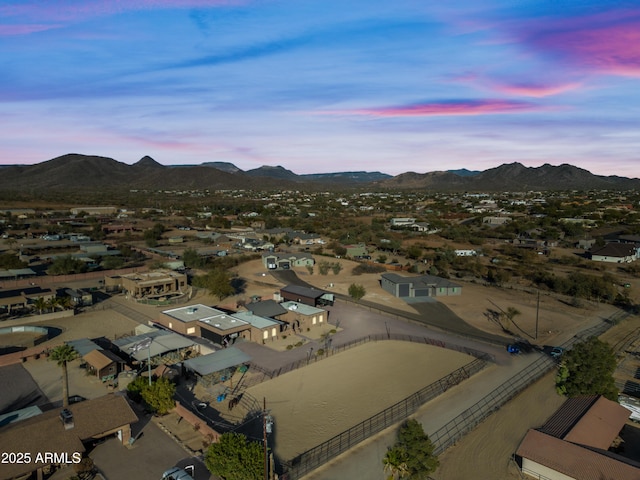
46 296 60 313
32 297 47 315
382 446 410 480
56 296 73 311
49 345 79 407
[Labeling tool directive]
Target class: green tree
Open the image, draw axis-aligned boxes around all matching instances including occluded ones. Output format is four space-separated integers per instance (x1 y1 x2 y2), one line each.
384 419 439 479
144 223 165 248
331 262 343 275
0 252 27 269
47 255 88 275
141 376 176 415
49 344 79 408
194 269 235 300
555 336 618 400
348 283 366 302
182 247 205 269
204 432 264 480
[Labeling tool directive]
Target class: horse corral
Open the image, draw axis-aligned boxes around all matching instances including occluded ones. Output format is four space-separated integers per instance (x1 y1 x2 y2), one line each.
238 340 476 462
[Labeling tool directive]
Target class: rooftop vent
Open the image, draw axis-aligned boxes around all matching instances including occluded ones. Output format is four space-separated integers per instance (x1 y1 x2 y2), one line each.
60 409 74 430
186 307 197 314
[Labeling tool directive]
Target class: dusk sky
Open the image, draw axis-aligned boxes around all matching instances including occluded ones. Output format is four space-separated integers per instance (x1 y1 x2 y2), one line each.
1 0 639 177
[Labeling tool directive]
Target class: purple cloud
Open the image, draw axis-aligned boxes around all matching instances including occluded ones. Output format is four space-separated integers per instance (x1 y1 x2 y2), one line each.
0 0 245 35
520 8 640 77
325 99 546 117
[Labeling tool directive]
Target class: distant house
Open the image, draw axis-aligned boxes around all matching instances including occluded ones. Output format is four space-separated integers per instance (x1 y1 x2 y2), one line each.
279 285 334 307
455 249 477 257
515 395 640 480
0 286 54 314
104 269 187 299
381 273 462 298
262 252 314 270
577 238 597 250
482 216 512 226
390 218 416 227
590 243 638 263
344 243 368 258
410 222 438 234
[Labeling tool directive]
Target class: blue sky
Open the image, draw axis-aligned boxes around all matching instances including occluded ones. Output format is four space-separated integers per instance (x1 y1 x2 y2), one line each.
1 0 639 177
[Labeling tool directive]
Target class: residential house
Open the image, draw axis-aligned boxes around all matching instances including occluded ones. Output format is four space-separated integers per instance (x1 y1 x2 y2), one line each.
104 269 187 299
262 252 314 270
279 285 334 307
515 395 640 480
482 216 512 226
279 301 327 332
390 218 416 227
381 273 462 298
0 395 138 480
590 243 638 263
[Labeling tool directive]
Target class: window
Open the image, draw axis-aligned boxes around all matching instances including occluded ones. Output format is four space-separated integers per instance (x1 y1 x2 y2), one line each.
187 327 195 334
312 316 316 325
263 331 269 339
271 328 277 337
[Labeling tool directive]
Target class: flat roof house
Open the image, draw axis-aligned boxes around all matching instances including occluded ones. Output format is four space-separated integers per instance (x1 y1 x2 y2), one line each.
280 301 327 332
105 269 187 299
381 273 462 298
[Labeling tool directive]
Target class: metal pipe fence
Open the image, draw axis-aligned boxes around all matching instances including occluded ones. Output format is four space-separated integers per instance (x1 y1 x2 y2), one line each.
428 311 625 457
280 311 625 479
245 332 494 390
281 357 487 479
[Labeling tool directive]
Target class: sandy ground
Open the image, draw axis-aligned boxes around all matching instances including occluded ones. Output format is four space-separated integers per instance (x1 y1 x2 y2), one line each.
234 258 617 347
245 341 474 461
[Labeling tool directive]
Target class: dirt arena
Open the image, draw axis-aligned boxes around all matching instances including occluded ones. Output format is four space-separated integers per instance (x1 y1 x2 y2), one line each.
245 341 475 461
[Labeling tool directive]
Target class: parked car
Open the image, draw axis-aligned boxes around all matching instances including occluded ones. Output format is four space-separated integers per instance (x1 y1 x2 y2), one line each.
507 344 521 355
161 467 194 480
550 347 565 359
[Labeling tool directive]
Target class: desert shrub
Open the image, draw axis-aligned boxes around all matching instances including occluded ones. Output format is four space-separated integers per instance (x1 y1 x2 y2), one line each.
352 263 386 275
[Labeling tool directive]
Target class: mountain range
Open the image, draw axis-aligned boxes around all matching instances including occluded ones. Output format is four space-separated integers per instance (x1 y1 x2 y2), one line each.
0 154 638 192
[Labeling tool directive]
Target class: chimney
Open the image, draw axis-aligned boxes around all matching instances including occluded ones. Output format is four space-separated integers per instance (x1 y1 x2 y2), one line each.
60 409 74 430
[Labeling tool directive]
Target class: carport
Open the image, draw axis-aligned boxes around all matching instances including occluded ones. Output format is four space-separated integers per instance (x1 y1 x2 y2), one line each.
183 347 251 388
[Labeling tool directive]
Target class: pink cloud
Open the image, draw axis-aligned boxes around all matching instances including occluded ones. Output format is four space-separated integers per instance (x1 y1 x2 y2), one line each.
0 0 245 35
326 99 545 117
522 9 640 77
0 23 62 35
488 82 582 98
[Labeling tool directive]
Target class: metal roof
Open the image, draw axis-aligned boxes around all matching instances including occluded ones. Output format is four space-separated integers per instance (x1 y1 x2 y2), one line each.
113 330 195 361
231 311 282 329
183 347 251 376
66 338 102 356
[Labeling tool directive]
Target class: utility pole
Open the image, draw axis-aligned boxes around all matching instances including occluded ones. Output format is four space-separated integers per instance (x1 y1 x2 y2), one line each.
263 397 268 480
535 290 540 340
